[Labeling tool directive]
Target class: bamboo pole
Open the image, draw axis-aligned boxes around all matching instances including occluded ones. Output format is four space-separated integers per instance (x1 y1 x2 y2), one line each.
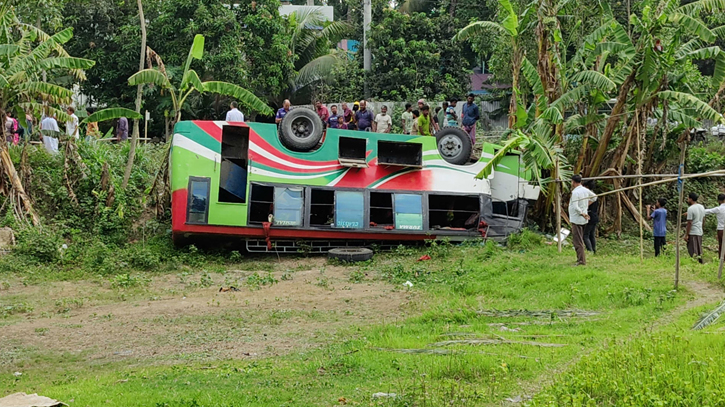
637 113 643 261
674 141 687 290
570 169 725 202
556 177 562 253
718 228 725 280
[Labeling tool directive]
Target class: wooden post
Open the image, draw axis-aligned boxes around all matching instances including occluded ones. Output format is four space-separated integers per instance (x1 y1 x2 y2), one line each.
556 180 562 253
637 113 643 261
144 110 149 142
674 141 687 290
718 228 725 280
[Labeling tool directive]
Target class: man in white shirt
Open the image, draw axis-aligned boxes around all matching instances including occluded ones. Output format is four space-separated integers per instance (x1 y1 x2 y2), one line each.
568 175 596 266
225 101 244 122
705 193 725 259
40 114 60 154
373 105 392 133
685 192 705 263
66 106 79 138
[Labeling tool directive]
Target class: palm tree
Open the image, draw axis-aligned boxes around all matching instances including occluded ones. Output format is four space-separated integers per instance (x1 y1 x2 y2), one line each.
455 0 531 128
286 8 350 102
127 34 273 127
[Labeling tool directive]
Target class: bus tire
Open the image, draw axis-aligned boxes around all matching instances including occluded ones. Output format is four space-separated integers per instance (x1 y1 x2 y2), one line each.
436 127 472 165
279 108 324 151
328 247 374 262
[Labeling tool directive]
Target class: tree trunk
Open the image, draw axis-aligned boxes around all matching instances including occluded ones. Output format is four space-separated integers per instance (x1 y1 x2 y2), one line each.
122 0 146 190
674 140 687 289
587 70 636 177
508 48 522 129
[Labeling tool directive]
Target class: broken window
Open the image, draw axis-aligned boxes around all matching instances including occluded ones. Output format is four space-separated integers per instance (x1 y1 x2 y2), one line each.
249 184 274 224
492 200 520 218
369 192 394 227
394 194 423 230
310 189 335 227
377 141 422 168
219 125 249 203
428 194 480 230
273 187 304 227
187 177 210 224
335 191 364 229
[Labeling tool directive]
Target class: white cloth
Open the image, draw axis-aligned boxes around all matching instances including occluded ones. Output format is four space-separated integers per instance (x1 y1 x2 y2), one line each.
687 203 706 236
225 108 244 122
42 136 59 154
569 185 596 225
705 203 725 230
66 113 79 138
374 113 392 133
41 117 60 132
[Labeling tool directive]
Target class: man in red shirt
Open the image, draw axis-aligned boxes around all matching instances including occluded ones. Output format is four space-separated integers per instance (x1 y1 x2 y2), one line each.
315 101 330 123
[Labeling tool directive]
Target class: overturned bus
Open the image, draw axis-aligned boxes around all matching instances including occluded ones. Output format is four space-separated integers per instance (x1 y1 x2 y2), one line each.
170 109 540 252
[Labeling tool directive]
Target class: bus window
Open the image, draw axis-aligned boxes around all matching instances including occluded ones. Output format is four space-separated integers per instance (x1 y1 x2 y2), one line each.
219 125 249 203
370 192 393 227
249 184 274 224
378 141 422 168
273 187 304 226
310 189 335 227
428 194 480 230
187 177 210 224
394 193 423 230
335 191 364 229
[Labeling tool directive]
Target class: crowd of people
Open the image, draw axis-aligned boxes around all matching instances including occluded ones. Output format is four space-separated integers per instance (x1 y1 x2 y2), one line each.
568 174 725 266
271 95 481 143
3 105 130 154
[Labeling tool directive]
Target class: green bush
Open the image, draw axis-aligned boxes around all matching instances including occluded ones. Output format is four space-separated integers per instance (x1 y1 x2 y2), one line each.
506 228 544 250
14 228 64 263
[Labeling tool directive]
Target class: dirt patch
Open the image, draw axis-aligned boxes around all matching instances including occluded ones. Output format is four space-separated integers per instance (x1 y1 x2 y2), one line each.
0 258 415 369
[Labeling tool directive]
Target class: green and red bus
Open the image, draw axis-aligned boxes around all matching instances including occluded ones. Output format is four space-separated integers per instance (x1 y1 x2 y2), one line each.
170 109 539 252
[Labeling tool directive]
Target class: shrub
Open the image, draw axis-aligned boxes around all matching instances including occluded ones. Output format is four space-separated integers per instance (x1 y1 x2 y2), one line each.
506 228 544 250
14 228 63 263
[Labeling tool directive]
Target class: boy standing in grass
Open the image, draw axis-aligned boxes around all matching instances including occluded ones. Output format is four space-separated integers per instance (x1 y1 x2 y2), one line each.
647 198 668 257
705 193 725 258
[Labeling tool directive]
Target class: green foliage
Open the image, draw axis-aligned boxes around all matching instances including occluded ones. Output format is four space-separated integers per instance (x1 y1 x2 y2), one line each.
245 272 278 291
506 228 544 250
14 228 63 263
366 10 470 101
111 273 151 289
530 332 725 406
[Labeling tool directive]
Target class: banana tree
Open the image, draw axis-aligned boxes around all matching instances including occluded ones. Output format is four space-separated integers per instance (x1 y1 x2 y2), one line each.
455 0 532 128
128 34 273 127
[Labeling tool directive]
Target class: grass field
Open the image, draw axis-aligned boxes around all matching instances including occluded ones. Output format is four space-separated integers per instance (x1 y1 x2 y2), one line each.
1 232 725 406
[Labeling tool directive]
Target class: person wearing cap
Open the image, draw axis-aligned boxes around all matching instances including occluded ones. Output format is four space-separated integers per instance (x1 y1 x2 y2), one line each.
417 99 425 111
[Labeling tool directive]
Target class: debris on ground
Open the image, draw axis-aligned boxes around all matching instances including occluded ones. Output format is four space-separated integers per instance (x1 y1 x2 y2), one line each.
403 281 413 288
477 309 600 318
371 392 397 399
417 254 431 261
12 372 21 377
0 392 66 407
219 286 240 292
505 395 532 403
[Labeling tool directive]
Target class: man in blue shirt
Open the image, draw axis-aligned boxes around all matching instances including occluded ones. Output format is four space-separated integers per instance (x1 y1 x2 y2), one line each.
355 100 374 131
462 93 480 144
327 105 339 129
647 198 668 257
275 99 291 124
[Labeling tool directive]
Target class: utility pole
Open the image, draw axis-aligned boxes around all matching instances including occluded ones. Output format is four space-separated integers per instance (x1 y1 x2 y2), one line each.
363 0 371 99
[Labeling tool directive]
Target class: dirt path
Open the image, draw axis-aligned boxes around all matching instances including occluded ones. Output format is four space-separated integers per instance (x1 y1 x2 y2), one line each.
499 276 725 406
0 259 415 370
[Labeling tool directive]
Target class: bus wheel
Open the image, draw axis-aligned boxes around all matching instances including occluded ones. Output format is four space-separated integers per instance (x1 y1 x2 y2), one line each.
279 108 324 151
328 247 374 262
436 127 472 165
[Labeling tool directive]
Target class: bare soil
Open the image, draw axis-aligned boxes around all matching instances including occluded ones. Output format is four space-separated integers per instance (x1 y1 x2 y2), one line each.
0 258 415 369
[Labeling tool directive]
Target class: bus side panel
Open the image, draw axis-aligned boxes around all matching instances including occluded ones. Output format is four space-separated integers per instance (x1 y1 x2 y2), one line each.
171 122 248 228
